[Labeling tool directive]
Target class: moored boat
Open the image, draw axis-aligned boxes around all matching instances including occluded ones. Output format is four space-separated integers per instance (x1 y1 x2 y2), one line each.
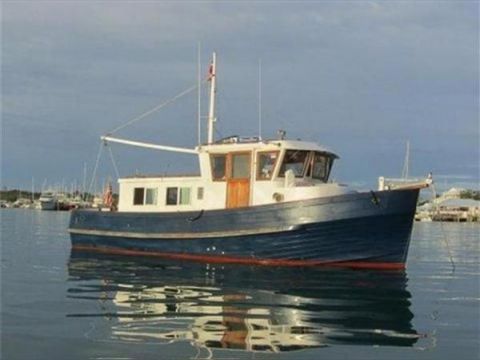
39 191 59 210
69 53 431 269
40 190 72 210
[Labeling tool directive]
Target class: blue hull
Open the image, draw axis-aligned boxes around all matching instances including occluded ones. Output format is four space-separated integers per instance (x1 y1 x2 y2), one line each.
69 189 419 269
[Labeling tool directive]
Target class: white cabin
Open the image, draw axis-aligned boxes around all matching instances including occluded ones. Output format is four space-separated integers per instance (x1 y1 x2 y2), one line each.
117 137 353 212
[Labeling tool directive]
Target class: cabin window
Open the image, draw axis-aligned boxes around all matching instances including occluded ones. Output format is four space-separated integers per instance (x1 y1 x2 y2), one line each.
166 187 178 205
133 187 145 205
145 188 158 205
231 153 250 178
197 187 204 200
166 187 191 205
211 154 226 181
179 187 191 205
278 150 310 177
257 151 278 180
311 153 332 182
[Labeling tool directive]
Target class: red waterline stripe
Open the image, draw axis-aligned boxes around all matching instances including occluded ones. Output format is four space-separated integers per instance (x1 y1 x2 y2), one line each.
71 245 405 270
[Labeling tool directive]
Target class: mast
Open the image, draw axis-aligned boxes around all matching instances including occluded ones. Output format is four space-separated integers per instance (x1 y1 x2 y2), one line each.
258 58 262 140
197 43 201 145
82 162 87 200
207 52 217 144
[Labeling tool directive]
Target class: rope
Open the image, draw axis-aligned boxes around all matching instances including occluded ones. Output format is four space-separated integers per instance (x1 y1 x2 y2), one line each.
84 80 212 197
440 221 456 273
107 144 120 179
87 141 105 196
108 81 207 135
431 184 456 272
214 126 223 140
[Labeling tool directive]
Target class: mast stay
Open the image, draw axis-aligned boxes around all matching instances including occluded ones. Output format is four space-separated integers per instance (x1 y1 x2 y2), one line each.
101 52 218 152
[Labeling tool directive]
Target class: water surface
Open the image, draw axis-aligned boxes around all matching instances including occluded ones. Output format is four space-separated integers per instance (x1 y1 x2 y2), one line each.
1 209 479 359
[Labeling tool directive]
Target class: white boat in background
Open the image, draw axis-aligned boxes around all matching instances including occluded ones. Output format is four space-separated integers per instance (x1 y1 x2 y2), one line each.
12 198 32 208
68 195 92 210
39 191 59 210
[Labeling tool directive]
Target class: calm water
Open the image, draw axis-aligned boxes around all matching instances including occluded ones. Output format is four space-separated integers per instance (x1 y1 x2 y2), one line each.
1 209 479 360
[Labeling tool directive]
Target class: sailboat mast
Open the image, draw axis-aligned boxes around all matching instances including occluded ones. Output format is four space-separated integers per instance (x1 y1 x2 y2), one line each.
207 52 217 144
82 162 87 201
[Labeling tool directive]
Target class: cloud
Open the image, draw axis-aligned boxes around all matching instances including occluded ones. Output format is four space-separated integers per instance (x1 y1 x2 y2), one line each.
2 1 478 189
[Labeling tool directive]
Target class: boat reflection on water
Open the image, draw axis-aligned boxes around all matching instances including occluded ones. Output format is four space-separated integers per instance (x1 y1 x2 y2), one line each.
67 252 421 353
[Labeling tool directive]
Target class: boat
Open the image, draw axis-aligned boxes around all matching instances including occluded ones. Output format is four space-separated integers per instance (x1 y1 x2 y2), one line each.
12 197 32 208
39 191 59 210
69 53 431 270
39 190 72 210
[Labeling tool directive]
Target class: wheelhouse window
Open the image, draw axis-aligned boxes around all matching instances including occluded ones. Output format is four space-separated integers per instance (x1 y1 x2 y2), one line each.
211 154 226 181
133 187 145 205
145 188 158 205
257 151 278 180
278 150 310 178
278 150 335 181
312 152 333 182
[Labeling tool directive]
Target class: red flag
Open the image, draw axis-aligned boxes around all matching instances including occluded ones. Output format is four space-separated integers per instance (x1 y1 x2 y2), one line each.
103 183 113 208
207 63 214 81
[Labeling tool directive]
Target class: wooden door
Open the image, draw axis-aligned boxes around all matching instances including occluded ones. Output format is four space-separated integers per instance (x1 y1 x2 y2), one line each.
226 152 251 208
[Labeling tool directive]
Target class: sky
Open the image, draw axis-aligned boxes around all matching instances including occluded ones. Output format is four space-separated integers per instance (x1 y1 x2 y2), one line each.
1 1 479 193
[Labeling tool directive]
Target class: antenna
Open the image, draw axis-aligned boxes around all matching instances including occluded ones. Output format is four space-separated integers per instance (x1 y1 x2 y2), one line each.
197 43 201 146
258 58 262 140
82 162 87 200
401 140 410 179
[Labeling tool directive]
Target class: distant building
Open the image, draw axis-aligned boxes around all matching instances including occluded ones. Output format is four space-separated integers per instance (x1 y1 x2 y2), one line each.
437 187 465 201
433 198 480 222
416 188 480 222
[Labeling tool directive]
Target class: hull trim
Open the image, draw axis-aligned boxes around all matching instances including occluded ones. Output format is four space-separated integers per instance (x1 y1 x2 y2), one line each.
71 244 406 270
68 225 302 239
